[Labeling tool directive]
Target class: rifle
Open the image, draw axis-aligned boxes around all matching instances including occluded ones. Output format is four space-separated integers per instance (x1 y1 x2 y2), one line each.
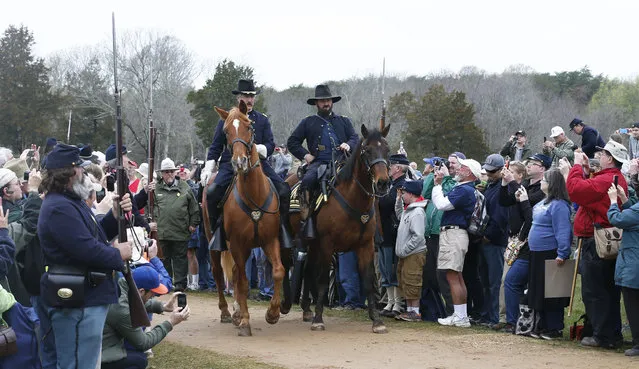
112 13 150 328
147 63 161 258
380 57 386 132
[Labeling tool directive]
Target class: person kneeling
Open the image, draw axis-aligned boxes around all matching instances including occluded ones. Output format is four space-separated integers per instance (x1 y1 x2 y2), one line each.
101 266 190 369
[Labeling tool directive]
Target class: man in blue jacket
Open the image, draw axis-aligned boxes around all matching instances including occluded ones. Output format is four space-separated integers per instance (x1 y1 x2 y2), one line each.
200 80 292 251
37 143 133 369
570 118 605 159
286 85 359 238
480 154 511 327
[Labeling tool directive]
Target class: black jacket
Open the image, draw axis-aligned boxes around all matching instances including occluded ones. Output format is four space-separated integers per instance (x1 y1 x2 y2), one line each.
287 113 359 161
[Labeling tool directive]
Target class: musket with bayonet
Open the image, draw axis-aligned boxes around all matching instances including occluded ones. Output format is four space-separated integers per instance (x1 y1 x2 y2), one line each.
112 12 150 328
146 63 161 258
380 58 386 132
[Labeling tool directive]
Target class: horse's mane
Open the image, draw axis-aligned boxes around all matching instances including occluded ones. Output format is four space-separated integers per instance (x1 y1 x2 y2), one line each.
336 128 385 184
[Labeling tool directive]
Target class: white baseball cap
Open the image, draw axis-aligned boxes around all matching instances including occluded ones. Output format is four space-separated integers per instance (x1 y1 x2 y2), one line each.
550 126 564 138
458 158 482 179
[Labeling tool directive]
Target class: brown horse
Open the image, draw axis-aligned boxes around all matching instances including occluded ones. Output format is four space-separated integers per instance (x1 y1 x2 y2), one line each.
293 123 391 333
207 101 285 336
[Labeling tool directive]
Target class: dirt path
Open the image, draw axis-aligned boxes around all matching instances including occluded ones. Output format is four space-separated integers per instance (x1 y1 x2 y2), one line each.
164 293 633 369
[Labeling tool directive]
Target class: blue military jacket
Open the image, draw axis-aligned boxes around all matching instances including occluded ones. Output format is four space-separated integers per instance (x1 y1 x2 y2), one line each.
287 113 359 162
206 110 275 163
38 192 124 307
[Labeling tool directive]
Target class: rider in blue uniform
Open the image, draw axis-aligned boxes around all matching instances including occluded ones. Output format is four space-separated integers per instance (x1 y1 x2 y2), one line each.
286 85 359 239
201 79 292 251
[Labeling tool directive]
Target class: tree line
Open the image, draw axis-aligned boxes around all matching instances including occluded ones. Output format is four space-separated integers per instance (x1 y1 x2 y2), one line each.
1 25 637 166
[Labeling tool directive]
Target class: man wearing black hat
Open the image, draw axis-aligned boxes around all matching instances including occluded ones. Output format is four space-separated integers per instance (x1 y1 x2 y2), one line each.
37 143 134 368
201 79 293 251
377 154 409 316
569 118 605 158
286 84 359 236
500 130 531 162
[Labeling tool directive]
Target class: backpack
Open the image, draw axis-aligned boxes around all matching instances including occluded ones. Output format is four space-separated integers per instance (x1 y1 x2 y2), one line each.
15 233 45 296
467 189 490 236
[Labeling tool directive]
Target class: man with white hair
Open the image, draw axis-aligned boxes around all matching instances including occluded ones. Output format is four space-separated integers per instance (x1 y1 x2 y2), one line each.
154 157 200 291
0 168 23 223
432 158 482 328
543 126 575 167
0 148 13 168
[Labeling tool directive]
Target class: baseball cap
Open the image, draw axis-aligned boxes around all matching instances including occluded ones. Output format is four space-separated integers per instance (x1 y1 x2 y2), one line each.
514 130 526 137
550 126 564 138
482 154 505 171
596 140 629 164
450 152 466 160
132 266 168 295
569 118 583 130
399 180 423 196
458 158 482 179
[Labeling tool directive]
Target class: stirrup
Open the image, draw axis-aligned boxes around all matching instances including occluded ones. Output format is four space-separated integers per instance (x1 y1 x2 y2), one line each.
209 226 227 251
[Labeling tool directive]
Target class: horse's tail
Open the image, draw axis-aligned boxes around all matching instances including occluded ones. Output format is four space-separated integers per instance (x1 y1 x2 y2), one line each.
221 250 234 284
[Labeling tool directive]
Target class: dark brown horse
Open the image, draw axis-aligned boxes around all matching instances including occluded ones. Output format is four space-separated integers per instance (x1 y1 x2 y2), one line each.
206 101 285 336
292 123 391 333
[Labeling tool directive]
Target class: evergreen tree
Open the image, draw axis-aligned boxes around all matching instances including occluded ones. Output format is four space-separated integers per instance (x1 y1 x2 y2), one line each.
0 25 61 150
187 59 266 146
389 84 489 160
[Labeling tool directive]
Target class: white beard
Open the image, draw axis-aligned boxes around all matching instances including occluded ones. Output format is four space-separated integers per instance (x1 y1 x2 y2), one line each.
72 173 93 200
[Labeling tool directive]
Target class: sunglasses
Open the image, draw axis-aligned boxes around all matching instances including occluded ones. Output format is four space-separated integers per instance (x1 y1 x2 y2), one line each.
162 170 176 174
485 168 500 174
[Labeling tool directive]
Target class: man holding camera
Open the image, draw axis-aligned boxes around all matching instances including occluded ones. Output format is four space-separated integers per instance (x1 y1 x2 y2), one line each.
101 266 190 369
37 143 134 369
500 130 531 162
543 126 575 167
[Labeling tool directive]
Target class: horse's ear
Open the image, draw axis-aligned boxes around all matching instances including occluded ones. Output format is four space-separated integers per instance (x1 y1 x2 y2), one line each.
382 123 391 138
361 124 369 139
214 106 229 120
239 100 248 115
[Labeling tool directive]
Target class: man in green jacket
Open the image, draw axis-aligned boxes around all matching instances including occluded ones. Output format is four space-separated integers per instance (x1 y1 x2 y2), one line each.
421 153 460 316
543 126 576 167
154 158 201 291
101 266 190 369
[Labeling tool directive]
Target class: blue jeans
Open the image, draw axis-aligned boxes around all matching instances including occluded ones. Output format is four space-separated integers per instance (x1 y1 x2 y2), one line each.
504 258 528 326
378 246 398 287
480 243 505 324
45 304 109 369
101 348 148 369
197 227 216 289
245 248 273 297
337 251 366 308
31 295 56 369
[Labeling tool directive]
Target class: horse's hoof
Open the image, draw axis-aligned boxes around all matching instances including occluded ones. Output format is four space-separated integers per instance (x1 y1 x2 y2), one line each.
220 314 232 324
302 311 314 322
238 325 252 337
232 312 241 327
281 302 292 315
265 311 280 325
373 324 388 334
310 322 325 331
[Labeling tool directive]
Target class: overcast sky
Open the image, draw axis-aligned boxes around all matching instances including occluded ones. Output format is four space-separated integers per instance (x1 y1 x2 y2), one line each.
2 0 638 91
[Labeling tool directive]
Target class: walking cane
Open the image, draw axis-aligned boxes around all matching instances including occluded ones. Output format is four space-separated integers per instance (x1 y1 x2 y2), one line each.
568 238 583 317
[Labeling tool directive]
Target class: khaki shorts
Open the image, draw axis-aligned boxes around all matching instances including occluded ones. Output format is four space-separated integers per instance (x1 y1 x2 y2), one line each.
397 251 426 300
437 228 469 272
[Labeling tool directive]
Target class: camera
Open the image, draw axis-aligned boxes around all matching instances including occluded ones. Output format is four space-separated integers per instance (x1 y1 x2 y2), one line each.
177 293 187 310
106 174 115 192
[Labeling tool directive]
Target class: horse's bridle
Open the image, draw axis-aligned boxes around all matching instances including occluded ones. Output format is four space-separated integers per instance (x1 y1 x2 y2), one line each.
227 121 260 171
354 141 390 198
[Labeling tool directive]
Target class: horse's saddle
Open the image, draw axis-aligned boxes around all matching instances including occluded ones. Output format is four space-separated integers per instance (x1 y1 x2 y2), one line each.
290 161 343 213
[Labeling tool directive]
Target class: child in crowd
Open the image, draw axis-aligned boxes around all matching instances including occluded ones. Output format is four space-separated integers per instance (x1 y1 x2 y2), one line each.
394 180 428 322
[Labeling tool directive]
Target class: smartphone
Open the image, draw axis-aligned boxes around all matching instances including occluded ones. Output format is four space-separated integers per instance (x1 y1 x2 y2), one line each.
106 175 115 192
614 175 618 187
23 171 30 181
543 136 547 142
505 159 510 169
177 293 187 310
619 128 629 134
